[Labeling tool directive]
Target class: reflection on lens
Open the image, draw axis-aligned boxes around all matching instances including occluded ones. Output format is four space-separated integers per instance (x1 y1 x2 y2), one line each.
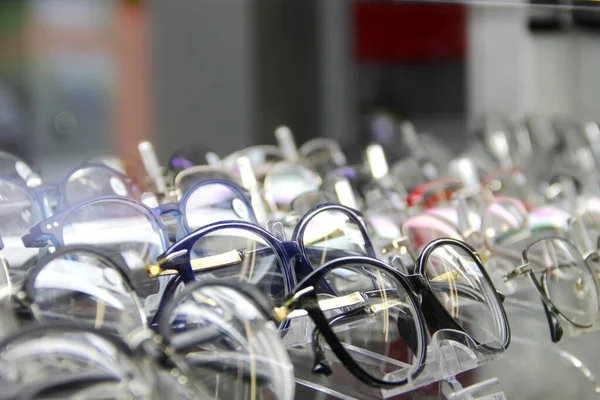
302 209 368 269
87 155 128 175
32 251 145 335
264 162 321 213
65 166 132 206
423 243 505 348
528 238 599 327
0 329 148 398
402 214 462 255
190 228 285 306
184 183 253 230
0 179 43 239
62 201 165 300
163 284 294 400
313 263 423 383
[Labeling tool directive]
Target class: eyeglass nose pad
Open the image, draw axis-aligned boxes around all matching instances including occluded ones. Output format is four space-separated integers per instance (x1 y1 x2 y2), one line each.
390 255 410 275
312 357 333 376
543 302 564 343
267 220 287 241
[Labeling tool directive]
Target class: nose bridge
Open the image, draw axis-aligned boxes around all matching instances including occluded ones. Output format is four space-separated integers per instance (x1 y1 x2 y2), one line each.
157 202 181 216
405 273 427 295
281 240 314 284
281 240 301 258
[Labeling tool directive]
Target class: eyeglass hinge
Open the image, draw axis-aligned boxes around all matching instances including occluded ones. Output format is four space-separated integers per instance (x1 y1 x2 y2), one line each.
503 262 531 282
274 286 314 321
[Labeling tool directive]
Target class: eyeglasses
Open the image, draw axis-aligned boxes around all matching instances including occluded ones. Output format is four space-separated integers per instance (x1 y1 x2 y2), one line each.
504 237 599 342
481 167 541 209
173 166 239 199
0 150 41 184
380 211 467 260
0 163 140 263
298 138 347 177
85 153 141 177
23 178 257 250
145 203 373 318
0 323 211 400
157 278 295 400
481 197 572 261
276 238 509 388
23 179 256 300
263 161 323 216
15 245 146 336
406 178 465 210
221 145 284 181
1 162 139 213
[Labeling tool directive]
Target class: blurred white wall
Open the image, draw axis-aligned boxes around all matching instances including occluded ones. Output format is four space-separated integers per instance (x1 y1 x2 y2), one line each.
468 2 600 123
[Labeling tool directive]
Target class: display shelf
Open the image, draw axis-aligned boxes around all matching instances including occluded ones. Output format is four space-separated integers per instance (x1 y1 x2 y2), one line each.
440 376 506 400
286 327 506 400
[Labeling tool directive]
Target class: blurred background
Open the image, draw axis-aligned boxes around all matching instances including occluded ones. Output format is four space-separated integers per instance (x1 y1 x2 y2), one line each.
1 0 599 176
2 1 600 398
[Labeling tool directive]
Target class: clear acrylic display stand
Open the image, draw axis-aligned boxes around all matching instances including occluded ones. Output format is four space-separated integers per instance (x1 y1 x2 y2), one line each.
497 300 600 398
503 283 600 340
285 323 506 400
440 377 506 400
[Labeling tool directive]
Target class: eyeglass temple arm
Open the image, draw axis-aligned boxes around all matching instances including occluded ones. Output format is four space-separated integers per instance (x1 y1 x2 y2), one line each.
167 327 273 384
504 262 576 282
148 242 359 278
182 354 272 385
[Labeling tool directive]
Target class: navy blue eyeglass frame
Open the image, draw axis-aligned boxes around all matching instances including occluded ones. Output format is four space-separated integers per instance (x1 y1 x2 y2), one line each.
0 164 136 218
147 203 374 325
22 179 257 252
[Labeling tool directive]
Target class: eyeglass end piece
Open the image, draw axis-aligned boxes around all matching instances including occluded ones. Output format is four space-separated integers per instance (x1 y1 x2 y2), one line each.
146 264 162 278
273 306 290 322
312 359 333 376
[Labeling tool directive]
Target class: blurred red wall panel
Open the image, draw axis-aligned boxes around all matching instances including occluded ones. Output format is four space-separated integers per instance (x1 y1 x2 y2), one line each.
354 2 466 62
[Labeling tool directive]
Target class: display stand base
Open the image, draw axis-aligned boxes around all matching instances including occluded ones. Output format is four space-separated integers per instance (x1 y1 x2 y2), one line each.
287 328 506 400
440 377 506 400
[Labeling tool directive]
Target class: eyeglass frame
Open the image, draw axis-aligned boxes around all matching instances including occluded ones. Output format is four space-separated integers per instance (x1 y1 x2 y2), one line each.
145 203 375 325
278 238 509 387
0 163 139 217
503 236 600 343
22 178 257 250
